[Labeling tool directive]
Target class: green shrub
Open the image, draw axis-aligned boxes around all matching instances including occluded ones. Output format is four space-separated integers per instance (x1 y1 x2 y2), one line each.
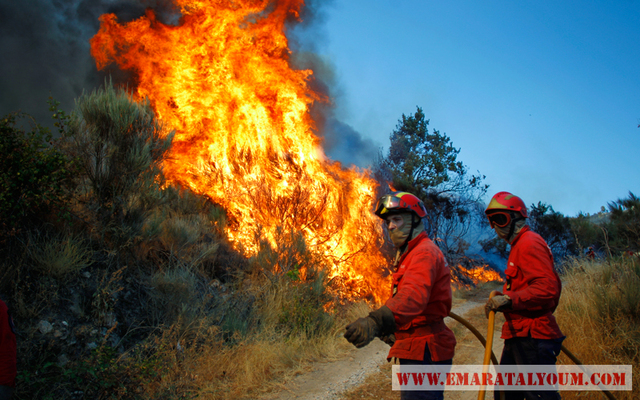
17 340 172 400
0 113 76 234
277 266 333 337
65 81 174 245
605 192 640 254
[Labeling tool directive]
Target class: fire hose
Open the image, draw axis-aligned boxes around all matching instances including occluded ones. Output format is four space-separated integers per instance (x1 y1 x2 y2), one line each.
447 309 504 400
449 290 616 400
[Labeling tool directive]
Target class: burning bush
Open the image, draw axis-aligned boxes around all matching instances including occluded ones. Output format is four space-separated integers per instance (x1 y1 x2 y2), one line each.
89 0 391 302
449 255 504 289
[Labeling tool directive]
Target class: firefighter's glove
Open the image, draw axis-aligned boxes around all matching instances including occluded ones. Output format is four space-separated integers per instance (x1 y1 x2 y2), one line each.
344 317 379 348
484 295 512 318
380 333 395 346
345 305 396 348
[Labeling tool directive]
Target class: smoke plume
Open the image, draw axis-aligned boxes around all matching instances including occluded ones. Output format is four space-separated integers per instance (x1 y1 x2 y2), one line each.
0 0 377 167
0 0 176 125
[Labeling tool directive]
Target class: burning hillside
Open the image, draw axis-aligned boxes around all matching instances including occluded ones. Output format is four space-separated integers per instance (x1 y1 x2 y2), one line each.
89 0 390 301
450 262 503 289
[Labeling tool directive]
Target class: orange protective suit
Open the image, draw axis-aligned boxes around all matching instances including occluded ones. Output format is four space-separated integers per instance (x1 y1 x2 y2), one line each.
385 232 456 361
0 300 16 388
501 226 564 340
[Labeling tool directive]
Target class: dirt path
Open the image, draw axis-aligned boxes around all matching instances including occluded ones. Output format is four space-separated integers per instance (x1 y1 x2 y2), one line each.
259 299 499 400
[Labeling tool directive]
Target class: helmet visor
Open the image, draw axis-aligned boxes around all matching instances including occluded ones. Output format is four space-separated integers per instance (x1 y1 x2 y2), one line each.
487 211 512 228
375 194 401 216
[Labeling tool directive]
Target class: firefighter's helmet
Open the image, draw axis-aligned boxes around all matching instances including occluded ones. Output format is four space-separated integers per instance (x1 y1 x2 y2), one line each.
485 191 528 228
374 191 427 219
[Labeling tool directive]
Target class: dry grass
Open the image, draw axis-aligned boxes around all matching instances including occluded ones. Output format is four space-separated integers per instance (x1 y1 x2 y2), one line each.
136 278 355 399
555 257 640 400
26 230 93 277
341 361 399 400
181 325 346 399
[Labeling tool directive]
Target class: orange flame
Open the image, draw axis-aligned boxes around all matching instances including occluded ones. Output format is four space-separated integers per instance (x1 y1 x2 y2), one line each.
452 265 503 288
90 0 389 302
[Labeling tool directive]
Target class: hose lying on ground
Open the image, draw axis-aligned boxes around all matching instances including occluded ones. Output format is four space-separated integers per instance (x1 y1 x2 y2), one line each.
446 302 505 400
560 345 617 400
447 311 499 366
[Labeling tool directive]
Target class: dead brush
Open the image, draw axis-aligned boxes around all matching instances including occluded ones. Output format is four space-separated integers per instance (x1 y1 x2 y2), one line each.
26 230 93 278
156 213 220 265
555 257 640 400
148 267 201 325
91 266 125 327
166 277 348 399
148 241 347 399
100 261 352 400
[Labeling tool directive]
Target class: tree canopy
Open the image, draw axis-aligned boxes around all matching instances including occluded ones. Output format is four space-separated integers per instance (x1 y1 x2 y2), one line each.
374 106 488 256
528 202 578 261
604 191 640 254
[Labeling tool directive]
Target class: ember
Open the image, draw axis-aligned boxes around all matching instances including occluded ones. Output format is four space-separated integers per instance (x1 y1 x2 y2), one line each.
90 0 389 302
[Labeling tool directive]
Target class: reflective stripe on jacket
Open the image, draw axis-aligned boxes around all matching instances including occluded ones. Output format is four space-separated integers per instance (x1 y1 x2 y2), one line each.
502 226 564 340
385 232 456 361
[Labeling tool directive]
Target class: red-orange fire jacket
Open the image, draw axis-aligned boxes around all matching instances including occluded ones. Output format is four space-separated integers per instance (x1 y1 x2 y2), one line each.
0 300 16 388
385 232 456 362
501 226 564 340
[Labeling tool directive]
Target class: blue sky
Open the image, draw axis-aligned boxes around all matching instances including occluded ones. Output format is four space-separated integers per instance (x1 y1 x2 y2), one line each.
310 0 640 217
1 0 638 217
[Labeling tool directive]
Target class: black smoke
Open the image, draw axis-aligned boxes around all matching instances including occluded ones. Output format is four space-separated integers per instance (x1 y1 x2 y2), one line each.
0 0 178 125
0 0 378 168
289 0 379 168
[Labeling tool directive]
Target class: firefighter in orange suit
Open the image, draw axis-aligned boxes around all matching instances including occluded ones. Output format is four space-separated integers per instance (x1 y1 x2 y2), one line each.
484 191 564 400
0 299 16 400
344 192 456 400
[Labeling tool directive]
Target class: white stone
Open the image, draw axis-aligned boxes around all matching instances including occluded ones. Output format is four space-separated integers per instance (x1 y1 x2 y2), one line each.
37 320 53 334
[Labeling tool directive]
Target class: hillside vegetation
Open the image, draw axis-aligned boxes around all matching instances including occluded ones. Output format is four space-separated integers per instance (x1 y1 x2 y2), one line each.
556 256 640 400
1 85 357 399
1 85 638 399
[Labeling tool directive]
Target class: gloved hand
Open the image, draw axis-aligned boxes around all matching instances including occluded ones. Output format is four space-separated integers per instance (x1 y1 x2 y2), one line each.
345 305 397 348
379 333 395 346
485 294 512 318
344 317 379 348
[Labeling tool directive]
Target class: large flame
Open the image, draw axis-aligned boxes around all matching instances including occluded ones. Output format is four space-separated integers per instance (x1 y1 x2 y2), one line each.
90 0 389 301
